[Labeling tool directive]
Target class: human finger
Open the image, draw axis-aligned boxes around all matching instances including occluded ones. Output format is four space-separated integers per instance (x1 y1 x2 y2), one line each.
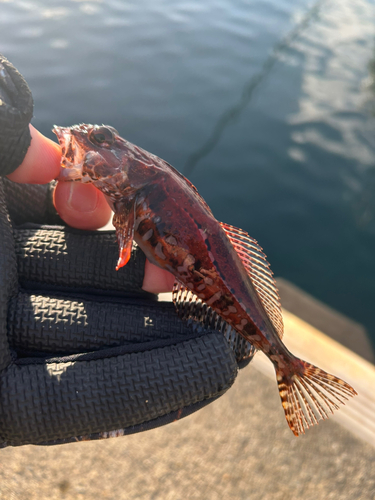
53 181 112 230
6 124 61 184
142 259 175 293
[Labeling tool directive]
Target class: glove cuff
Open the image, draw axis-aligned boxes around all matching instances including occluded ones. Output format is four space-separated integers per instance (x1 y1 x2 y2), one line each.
4 179 62 226
0 54 33 176
0 180 17 370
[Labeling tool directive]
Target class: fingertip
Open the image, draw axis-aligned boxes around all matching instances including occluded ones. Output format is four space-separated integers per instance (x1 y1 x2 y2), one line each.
6 124 61 184
54 181 112 230
142 259 175 293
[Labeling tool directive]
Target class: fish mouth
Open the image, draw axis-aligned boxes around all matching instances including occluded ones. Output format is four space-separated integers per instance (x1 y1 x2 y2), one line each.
53 125 88 182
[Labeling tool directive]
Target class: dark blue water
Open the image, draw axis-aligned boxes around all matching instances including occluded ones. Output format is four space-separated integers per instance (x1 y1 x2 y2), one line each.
1 0 375 341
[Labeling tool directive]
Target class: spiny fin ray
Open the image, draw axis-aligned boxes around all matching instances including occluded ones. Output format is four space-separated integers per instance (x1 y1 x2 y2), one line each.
220 222 284 339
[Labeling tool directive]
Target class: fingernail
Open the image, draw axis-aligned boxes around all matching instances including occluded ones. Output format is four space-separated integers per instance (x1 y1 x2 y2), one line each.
67 183 99 213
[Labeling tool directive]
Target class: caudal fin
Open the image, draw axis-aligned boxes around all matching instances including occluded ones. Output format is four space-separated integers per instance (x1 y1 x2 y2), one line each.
276 361 357 436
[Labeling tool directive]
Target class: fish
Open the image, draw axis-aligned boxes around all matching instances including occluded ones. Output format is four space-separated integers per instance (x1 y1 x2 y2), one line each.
53 123 357 436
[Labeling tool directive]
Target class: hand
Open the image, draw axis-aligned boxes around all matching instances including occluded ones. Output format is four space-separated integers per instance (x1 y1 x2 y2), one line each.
0 53 242 447
7 124 175 295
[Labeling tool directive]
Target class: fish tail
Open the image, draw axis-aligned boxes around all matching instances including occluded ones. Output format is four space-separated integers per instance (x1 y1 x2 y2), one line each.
276 360 357 436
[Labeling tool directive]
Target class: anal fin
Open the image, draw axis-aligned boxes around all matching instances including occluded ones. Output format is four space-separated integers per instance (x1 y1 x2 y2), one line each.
172 280 255 363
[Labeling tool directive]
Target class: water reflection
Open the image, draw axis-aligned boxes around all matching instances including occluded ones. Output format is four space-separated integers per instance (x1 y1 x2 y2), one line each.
50 39 69 49
358 54 375 232
287 0 375 240
364 51 375 116
289 0 375 166
184 0 325 175
41 7 69 19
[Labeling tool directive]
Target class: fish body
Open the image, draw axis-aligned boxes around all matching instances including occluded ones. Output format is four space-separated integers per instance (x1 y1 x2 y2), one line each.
54 124 356 436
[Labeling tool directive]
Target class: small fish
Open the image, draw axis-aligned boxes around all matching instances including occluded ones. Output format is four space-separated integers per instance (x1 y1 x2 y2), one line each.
54 124 357 436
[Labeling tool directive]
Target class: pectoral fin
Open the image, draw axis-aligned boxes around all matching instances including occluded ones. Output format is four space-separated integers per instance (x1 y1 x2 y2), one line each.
112 201 135 270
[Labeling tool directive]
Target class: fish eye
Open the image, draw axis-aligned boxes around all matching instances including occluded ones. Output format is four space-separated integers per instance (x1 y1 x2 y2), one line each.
89 126 115 146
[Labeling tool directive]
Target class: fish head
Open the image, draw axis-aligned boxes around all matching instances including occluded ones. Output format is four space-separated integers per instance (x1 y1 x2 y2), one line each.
53 124 122 182
53 124 163 197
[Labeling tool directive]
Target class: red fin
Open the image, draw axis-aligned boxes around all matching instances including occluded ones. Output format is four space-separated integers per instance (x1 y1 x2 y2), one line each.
172 280 255 363
112 202 135 271
116 245 132 270
220 222 284 339
276 361 357 436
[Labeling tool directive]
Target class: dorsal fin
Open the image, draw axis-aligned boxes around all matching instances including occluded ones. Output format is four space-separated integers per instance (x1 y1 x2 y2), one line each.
172 280 255 363
220 222 284 339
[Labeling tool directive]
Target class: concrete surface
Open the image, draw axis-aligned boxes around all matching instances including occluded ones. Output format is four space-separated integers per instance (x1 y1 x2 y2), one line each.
277 278 375 364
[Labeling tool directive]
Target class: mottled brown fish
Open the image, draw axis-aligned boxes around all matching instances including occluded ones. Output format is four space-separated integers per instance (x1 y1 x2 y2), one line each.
54 124 357 436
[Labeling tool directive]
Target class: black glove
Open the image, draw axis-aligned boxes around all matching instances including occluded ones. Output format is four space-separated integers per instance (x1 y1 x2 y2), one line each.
0 54 251 447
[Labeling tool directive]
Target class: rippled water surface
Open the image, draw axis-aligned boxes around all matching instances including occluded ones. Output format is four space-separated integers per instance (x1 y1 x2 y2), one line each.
1 0 375 341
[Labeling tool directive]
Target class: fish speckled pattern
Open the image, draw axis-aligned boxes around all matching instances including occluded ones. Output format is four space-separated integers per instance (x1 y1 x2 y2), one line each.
54 124 357 436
